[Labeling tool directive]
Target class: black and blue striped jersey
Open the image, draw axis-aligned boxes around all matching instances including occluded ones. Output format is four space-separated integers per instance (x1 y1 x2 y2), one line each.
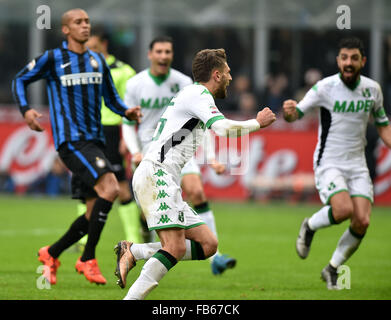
12 41 129 149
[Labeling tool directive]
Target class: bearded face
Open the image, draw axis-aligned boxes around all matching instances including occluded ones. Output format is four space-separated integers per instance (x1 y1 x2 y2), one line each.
337 48 366 86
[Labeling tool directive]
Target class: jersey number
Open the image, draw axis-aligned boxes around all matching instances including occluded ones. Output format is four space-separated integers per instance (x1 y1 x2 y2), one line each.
152 118 167 141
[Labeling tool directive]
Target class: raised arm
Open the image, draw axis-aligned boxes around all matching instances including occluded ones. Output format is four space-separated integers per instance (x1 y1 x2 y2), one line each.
211 107 276 137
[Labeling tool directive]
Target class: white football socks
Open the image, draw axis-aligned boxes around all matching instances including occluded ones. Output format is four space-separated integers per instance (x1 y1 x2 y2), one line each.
199 210 217 236
123 256 168 300
130 240 202 261
308 206 334 231
130 242 162 261
330 227 363 268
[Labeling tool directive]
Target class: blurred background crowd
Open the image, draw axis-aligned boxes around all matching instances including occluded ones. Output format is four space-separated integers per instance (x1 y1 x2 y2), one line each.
1 0 391 203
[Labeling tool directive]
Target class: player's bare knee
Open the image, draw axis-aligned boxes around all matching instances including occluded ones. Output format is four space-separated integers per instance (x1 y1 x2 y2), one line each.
352 216 370 233
96 176 119 201
203 235 218 258
333 203 353 222
118 186 131 203
105 180 120 200
164 242 186 261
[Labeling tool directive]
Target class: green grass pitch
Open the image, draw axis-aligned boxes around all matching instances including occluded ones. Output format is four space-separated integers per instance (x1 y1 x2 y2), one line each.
0 195 390 300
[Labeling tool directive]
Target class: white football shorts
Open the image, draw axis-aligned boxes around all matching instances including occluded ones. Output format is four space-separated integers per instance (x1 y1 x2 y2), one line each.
132 159 205 231
314 164 373 205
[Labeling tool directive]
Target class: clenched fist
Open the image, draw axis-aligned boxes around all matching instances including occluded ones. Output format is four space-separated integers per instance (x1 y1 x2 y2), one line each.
282 99 298 122
209 159 226 175
256 107 276 128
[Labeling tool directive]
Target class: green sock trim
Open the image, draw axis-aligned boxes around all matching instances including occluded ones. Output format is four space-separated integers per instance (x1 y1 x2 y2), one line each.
328 207 338 225
191 240 197 260
194 202 210 214
152 250 177 270
349 226 365 239
190 240 205 260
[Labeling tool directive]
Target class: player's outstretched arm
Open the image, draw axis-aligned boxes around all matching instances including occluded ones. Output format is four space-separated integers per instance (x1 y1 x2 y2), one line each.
377 124 391 149
211 107 276 137
283 99 299 122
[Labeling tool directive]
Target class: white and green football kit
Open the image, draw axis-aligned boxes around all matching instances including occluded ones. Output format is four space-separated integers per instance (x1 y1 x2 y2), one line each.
132 83 225 230
297 73 389 204
123 68 202 174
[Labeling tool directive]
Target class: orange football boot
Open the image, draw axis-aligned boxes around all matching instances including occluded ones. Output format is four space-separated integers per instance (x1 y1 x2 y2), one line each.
37 246 61 285
75 257 106 285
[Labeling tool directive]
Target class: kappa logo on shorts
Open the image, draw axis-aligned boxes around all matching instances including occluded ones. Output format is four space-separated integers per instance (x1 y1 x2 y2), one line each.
158 202 171 211
95 157 106 168
154 169 167 177
156 179 168 187
328 182 336 191
157 214 172 224
157 190 170 199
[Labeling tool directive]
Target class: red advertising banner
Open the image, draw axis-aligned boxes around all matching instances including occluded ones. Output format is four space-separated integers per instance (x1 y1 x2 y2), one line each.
0 108 56 193
0 108 390 205
197 129 391 205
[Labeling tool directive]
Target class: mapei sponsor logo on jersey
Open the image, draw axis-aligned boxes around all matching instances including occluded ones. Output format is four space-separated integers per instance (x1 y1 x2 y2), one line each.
60 72 102 87
333 99 374 113
141 97 172 109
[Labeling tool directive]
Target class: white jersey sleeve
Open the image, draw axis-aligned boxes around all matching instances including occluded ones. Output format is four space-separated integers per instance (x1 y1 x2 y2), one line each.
123 77 139 125
186 90 225 128
372 83 389 126
296 82 325 118
122 123 141 154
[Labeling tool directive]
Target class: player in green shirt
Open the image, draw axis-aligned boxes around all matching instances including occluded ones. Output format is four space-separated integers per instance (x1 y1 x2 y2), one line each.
75 30 141 247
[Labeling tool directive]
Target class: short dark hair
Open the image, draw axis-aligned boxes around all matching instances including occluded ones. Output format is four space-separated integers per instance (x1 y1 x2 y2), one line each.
192 48 227 83
90 27 110 42
338 37 365 57
149 36 174 50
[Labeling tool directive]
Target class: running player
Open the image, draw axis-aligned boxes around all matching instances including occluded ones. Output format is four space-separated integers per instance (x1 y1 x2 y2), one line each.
73 30 141 247
114 48 276 300
283 37 391 289
122 36 236 275
12 9 141 285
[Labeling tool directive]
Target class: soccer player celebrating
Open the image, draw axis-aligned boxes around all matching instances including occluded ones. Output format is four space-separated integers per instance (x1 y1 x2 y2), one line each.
115 48 276 300
12 9 141 285
122 36 236 275
283 37 391 289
